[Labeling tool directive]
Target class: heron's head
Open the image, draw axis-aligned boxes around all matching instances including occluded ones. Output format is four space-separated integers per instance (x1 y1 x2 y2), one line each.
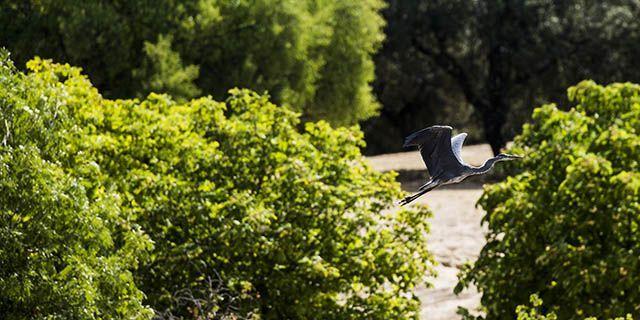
496 153 523 161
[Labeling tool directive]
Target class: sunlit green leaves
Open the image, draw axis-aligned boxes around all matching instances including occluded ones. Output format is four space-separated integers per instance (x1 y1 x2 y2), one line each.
5 54 434 319
0 51 153 319
458 81 640 319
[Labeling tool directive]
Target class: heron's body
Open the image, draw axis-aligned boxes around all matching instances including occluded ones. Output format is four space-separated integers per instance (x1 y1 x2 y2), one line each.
399 125 521 206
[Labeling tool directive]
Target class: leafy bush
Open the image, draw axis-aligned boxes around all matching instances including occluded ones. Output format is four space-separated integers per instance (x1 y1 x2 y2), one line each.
0 51 153 318
456 81 640 319
17 55 435 319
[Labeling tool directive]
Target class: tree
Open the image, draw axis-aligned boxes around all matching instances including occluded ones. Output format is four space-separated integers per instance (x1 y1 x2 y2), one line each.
456 81 640 319
0 0 385 125
21 55 435 319
369 0 640 155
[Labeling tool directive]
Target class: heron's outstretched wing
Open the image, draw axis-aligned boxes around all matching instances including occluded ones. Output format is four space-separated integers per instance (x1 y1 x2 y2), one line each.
403 125 459 177
450 132 468 165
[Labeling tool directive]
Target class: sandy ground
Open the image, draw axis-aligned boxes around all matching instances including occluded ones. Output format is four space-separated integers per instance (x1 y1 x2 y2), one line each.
367 147 492 320
414 185 486 320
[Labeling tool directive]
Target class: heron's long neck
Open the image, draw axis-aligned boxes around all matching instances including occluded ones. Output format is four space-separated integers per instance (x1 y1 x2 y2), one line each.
471 157 501 175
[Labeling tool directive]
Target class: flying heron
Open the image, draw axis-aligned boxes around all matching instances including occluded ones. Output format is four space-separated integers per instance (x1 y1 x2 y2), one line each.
398 125 522 206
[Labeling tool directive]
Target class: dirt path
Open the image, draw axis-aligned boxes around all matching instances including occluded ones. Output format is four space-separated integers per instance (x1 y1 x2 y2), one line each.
367 148 491 320
414 184 485 319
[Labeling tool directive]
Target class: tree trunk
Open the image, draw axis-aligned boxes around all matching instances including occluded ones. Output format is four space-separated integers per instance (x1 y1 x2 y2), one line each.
481 105 507 156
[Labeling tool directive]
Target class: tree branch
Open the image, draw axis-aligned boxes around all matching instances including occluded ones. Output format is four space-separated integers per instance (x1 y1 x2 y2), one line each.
411 36 489 111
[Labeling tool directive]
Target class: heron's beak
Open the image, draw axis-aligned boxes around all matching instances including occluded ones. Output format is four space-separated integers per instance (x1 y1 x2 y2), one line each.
504 154 523 159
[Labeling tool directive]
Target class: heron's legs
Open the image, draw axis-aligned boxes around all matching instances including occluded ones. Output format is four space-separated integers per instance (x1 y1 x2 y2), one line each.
398 180 440 206
418 179 435 191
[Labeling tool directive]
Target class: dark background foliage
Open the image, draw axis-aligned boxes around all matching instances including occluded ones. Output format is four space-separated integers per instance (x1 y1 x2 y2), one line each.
365 0 640 155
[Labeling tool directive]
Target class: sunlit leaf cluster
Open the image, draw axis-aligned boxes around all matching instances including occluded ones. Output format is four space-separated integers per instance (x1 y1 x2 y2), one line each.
0 51 153 319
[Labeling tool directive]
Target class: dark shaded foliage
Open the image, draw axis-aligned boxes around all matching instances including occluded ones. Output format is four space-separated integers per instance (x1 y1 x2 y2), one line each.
367 0 640 155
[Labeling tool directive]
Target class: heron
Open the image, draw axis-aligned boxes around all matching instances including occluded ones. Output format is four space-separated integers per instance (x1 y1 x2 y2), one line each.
398 125 522 206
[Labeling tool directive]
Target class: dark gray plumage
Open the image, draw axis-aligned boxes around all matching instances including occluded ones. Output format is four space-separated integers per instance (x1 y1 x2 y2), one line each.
399 125 521 206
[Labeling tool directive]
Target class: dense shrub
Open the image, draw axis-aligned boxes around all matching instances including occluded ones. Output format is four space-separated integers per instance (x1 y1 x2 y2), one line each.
0 51 153 318
16 55 435 319
456 81 640 319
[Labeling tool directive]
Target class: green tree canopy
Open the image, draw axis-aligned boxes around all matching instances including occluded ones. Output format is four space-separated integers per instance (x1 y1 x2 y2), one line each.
0 0 385 125
457 81 640 319
3 52 435 319
367 0 640 155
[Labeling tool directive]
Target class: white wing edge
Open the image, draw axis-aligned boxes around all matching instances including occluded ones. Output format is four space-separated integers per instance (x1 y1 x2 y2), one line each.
450 132 468 165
